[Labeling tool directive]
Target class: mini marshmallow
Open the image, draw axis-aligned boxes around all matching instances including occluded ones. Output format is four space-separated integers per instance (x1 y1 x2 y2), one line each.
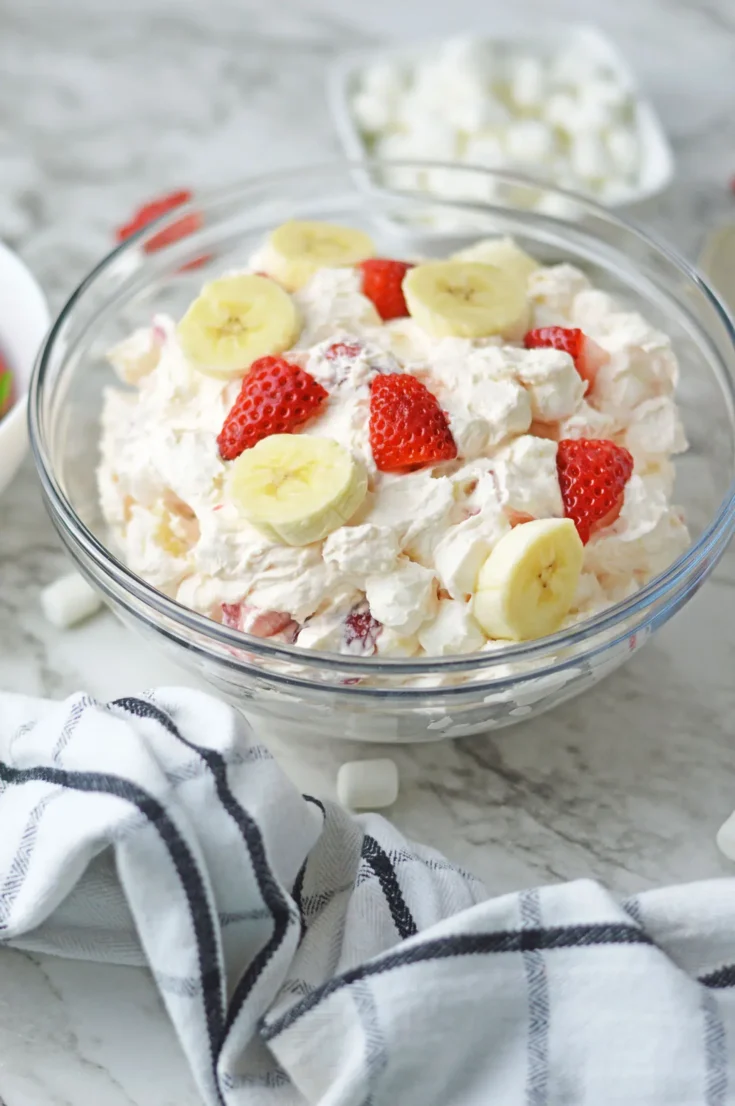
606 126 640 177
359 59 406 101
349 37 646 209
545 92 585 133
580 75 630 113
463 132 507 170
534 192 584 221
352 90 395 134
41 572 103 629
570 132 612 183
505 120 556 165
337 758 400 810
510 55 547 109
716 810 735 861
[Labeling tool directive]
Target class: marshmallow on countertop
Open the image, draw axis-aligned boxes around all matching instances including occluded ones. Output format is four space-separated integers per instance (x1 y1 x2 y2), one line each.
337 758 400 810
41 572 104 629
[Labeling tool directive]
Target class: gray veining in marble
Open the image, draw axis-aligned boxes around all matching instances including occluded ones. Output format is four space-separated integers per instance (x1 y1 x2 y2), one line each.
1 0 734 1101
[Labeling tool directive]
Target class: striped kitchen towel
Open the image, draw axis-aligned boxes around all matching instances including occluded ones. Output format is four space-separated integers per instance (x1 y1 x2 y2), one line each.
1 687 734 1105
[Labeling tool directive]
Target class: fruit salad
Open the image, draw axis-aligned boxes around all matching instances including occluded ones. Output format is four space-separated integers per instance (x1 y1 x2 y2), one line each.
98 221 690 659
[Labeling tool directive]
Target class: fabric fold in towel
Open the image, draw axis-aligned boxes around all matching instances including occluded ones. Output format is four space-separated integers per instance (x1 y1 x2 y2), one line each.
1 688 734 1105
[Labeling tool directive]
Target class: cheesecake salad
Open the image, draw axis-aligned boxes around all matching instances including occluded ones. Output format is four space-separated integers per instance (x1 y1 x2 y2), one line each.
98 221 689 659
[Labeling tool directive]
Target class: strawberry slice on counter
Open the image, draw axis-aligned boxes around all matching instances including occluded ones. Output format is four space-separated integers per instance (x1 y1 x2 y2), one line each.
369 372 457 473
116 189 204 259
0 353 13 418
524 326 609 388
359 259 413 321
556 438 634 545
217 355 328 461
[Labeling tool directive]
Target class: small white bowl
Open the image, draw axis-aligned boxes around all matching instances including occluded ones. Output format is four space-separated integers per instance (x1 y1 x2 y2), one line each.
329 24 675 209
0 241 50 497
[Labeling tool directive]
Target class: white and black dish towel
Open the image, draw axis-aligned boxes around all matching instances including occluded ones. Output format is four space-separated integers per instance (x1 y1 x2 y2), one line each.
1 687 734 1105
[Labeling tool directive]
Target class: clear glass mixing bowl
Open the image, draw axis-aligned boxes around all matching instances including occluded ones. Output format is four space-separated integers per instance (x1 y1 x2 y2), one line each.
29 163 735 742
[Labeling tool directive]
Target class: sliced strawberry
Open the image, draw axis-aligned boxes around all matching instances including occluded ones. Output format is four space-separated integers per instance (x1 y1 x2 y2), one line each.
528 420 560 441
117 189 193 243
359 259 413 321
324 341 362 361
0 353 13 418
221 603 298 639
507 509 535 528
116 189 206 266
217 356 328 461
524 326 609 388
343 602 382 656
556 438 634 544
369 373 457 473
145 212 203 255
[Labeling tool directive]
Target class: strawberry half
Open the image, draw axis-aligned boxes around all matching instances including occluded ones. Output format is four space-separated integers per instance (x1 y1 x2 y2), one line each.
217 356 328 461
556 438 634 544
359 259 413 321
524 326 609 388
0 353 13 419
369 372 457 472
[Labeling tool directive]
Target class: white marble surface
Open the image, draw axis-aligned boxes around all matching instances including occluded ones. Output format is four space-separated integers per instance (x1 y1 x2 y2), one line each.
1 0 735 1101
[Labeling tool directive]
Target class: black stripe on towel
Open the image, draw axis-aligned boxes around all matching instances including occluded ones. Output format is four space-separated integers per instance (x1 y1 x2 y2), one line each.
303 794 326 816
361 835 418 940
0 760 226 1106
291 858 308 937
262 922 653 1041
700 964 735 989
113 697 300 1043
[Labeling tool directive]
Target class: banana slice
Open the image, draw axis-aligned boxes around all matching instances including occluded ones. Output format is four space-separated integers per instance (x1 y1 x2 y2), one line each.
472 518 583 641
451 237 540 287
260 220 375 291
228 434 368 546
403 261 529 340
178 274 301 379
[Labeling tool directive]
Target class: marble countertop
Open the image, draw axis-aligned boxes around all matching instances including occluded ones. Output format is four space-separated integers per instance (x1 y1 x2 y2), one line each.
1 0 735 1101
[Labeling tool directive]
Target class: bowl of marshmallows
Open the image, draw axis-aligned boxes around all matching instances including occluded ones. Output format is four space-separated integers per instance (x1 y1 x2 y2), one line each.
330 26 674 215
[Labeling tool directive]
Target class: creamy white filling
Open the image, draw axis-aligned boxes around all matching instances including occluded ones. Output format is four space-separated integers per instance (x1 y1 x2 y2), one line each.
97 253 690 659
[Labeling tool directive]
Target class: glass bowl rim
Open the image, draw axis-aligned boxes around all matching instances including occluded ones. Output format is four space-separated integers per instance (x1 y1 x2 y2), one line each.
28 159 735 677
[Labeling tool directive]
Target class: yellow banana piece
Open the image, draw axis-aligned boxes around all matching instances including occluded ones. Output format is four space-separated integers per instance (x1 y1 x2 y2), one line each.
260 220 375 291
472 518 583 641
178 274 300 379
451 237 540 287
228 435 368 547
403 260 529 340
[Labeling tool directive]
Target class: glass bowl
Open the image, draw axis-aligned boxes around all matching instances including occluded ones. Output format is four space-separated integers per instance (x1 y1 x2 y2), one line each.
28 162 735 743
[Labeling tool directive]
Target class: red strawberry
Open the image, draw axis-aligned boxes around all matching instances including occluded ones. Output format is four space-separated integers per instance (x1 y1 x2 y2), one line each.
369 373 457 472
556 438 634 544
343 602 382 656
524 326 609 388
221 603 298 639
217 356 328 461
324 341 362 361
0 353 13 418
359 259 413 321
116 189 205 264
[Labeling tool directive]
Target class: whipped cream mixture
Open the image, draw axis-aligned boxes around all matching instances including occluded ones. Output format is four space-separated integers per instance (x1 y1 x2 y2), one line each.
98 237 689 659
